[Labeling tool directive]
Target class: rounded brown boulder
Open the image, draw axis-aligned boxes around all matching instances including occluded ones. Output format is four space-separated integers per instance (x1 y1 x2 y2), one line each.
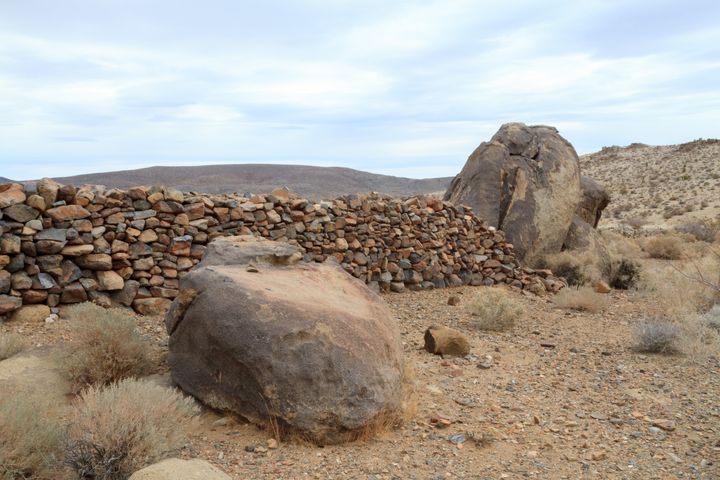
165 236 405 444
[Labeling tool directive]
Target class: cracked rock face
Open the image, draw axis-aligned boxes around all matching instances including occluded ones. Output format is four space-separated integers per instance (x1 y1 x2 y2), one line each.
165 235 404 444
444 123 582 265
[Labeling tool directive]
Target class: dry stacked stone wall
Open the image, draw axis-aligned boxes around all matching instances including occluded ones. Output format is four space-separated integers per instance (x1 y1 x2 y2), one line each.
0 179 564 317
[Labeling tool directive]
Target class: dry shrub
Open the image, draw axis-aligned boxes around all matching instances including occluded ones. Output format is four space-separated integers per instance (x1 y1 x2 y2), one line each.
641 234 685 260
597 231 644 290
539 250 601 286
65 378 199 480
635 254 720 360
59 302 153 392
675 219 720 243
610 258 641 290
601 231 644 259
678 313 720 360
552 286 606 313
638 253 719 315
706 304 720 331
0 395 67 480
635 320 680 354
0 333 27 361
466 288 524 331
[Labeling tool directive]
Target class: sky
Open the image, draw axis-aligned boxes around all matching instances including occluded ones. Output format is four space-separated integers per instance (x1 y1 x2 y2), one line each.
1 0 719 180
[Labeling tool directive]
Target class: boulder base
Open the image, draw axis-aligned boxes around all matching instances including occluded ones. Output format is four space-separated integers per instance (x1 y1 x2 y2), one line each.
166 236 404 444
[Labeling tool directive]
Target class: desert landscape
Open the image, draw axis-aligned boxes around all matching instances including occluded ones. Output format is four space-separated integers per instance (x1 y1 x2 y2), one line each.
1 123 719 480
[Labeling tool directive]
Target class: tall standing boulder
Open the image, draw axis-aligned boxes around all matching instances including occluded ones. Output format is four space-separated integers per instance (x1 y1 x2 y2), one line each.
165 236 405 444
444 123 581 265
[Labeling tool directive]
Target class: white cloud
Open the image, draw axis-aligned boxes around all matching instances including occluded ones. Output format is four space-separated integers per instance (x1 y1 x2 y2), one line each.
0 0 718 180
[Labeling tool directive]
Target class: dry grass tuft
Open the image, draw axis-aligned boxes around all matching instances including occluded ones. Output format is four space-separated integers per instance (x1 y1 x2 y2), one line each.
59 302 153 392
0 395 67 480
399 361 418 422
677 313 720 360
466 288 524 331
65 378 199 480
552 286 606 313
539 250 601 286
0 333 27 361
638 254 719 316
601 231 645 260
641 234 685 260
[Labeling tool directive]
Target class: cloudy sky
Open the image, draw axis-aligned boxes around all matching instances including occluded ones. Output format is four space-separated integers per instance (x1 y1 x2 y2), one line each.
1 0 719 180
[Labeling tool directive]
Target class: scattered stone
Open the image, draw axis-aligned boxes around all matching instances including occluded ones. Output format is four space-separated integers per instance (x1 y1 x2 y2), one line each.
424 326 470 357
651 419 676 432
0 294 22 314
594 281 611 294
477 355 494 369
447 295 461 306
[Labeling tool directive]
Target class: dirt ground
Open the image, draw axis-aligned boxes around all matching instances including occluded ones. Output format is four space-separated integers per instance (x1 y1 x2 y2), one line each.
4 271 719 480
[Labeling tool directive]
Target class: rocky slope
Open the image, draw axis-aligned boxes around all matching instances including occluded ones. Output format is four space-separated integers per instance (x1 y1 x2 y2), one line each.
41 164 452 200
580 139 720 230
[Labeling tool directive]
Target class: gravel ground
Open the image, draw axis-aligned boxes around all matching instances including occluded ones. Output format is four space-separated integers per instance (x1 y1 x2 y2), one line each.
3 283 719 479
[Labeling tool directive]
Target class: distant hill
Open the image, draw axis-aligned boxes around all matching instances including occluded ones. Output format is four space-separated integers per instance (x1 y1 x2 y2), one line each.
44 164 452 200
0 177 13 183
581 139 720 228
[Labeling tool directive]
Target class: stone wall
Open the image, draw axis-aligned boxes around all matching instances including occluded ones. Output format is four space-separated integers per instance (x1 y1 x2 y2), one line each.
0 179 563 317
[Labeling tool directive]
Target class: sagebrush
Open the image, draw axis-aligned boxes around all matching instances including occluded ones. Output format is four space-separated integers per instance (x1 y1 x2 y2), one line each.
642 234 684 260
0 395 66 480
635 320 680 354
65 378 199 480
59 303 153 392
466 288 524 331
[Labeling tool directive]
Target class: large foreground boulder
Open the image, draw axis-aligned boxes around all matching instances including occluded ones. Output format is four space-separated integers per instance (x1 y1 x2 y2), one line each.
444 123 581 265
165 236 404 444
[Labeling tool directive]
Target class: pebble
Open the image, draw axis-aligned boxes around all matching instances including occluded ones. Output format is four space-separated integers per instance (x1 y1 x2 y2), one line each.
591 451 607 461
477 355 494 369
651 419 676 431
